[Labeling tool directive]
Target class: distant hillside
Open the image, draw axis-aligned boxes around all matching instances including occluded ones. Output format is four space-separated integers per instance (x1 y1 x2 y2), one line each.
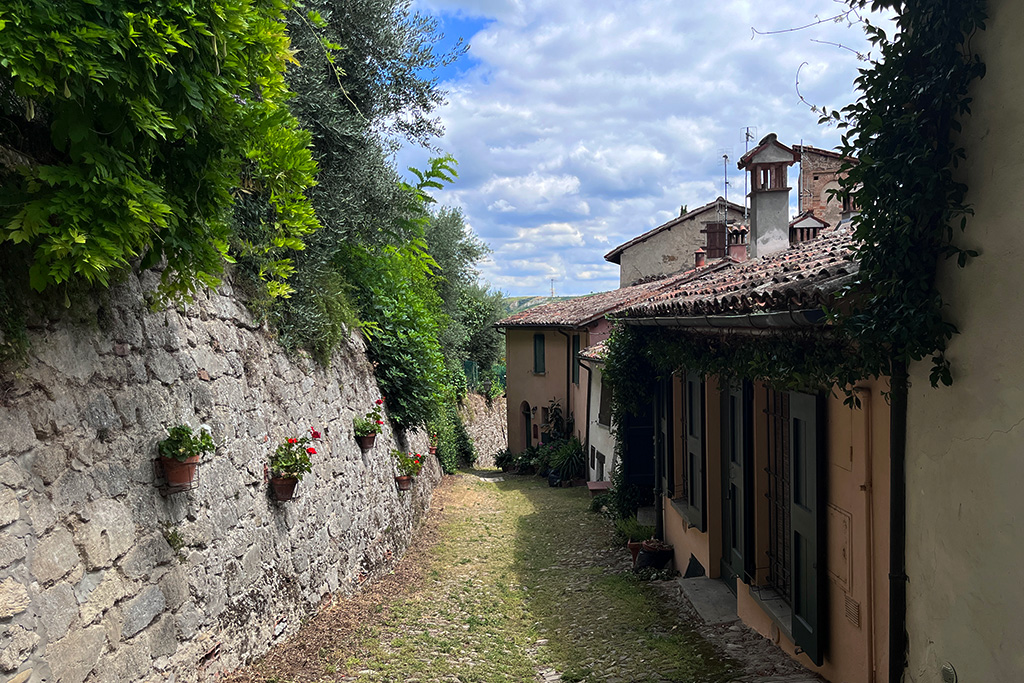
501 295 576 316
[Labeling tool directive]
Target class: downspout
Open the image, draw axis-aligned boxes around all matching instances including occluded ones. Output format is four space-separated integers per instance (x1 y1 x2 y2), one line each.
556 329 572 438
855 386 877 683
888 360 908 683
581 360 593 479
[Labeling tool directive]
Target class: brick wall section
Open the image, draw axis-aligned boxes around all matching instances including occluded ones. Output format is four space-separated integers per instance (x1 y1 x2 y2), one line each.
0 269 441 683
798 148 846 229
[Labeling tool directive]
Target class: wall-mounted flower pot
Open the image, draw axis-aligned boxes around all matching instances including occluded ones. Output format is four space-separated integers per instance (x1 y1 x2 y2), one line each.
395 475 413 491
428 446 437 455
160 455 199 488
270 476 299 501
357 434 377 450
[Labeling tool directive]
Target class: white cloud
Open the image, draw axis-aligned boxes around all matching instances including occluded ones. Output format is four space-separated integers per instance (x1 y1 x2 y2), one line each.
399 0 890 295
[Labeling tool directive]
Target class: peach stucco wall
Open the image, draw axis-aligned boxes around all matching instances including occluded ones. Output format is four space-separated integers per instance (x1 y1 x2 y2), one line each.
504 326 593 455
664 377 891 683
904 1 1024 680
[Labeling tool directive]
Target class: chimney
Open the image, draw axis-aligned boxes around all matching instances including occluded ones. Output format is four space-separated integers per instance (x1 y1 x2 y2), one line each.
727 225 748 262
694 248 706 268
737 133 800 258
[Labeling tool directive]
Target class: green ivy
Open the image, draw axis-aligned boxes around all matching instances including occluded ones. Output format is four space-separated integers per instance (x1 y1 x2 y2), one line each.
826 0 987 386
0 0 318 302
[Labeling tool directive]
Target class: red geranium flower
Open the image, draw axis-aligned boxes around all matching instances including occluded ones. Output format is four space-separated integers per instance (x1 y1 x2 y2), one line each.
376 420 384 425
310 428 322 439
287 438 297 444
376 398 384 405
306 447 317 455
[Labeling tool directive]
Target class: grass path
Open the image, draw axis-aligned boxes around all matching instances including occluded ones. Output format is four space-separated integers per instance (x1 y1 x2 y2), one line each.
229 472 736 683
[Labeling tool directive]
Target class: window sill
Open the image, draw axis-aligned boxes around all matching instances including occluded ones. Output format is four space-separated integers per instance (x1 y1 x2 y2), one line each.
748 585 794 643
532 371 546 376
596 422 610 430
669 497 699 530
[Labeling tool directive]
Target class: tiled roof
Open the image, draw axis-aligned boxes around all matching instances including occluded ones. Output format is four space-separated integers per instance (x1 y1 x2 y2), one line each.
603 197 744 264
496 262 731 328
617 228 858 319
579 339 609 361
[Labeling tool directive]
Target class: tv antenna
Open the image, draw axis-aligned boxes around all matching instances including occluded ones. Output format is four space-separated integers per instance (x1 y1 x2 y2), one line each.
742 126 757 220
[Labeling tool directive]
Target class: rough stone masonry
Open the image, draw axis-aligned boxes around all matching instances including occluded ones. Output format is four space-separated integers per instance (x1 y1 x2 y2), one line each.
0 269 444 683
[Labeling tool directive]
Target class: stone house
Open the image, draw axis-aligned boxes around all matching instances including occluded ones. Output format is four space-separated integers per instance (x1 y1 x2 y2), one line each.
604 197 745 286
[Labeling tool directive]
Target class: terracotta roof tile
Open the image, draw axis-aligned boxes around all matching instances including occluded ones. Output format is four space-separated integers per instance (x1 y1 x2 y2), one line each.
617 228 858 318
497 261 731 328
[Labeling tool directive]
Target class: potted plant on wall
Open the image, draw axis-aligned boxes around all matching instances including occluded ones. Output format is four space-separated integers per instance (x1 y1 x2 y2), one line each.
428 432 439 455
157 425 215 489
268 429 317 501
392 449 423 491
354 398 385 449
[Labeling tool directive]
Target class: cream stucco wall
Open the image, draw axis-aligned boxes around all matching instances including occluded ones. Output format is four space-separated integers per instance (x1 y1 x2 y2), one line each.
904 1 1024 681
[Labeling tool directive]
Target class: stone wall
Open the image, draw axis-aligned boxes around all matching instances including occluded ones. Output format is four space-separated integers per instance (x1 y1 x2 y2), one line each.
0 270 441 683
458 394 506 469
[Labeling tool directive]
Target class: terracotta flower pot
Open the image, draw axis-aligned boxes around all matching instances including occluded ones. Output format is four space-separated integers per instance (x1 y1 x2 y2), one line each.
357 434 377 449
428 446 437 455
160 455 199 487
270 476 299 501
627 540 643 567
395 475 413 491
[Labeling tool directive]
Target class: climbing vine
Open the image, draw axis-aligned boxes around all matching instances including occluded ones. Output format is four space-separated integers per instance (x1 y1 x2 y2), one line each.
0 0 319 302
826 0 987 386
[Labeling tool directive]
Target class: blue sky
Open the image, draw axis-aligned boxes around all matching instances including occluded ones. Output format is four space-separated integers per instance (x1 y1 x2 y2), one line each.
400 0 887 297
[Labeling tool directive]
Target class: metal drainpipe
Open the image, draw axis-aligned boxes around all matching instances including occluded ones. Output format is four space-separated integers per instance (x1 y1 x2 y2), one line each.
889 360 909 683
581 360 593 479
854 386 877 683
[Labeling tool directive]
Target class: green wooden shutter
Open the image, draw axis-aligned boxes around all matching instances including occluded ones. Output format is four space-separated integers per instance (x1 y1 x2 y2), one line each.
533 333 545 373
789 391 826 666
684 371 706 530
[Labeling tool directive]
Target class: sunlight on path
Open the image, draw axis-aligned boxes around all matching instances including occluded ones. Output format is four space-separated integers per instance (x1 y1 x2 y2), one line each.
239 473 736 683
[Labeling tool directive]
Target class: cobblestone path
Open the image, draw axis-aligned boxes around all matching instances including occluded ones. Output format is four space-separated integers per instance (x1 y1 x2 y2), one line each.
227 473 817 683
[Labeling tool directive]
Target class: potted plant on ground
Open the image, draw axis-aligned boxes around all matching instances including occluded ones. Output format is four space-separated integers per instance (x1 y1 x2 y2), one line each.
268 429 317 501
637 538 674 570
614 516 655 567
354 398 385 448
393 449 423 491
157 424 215 489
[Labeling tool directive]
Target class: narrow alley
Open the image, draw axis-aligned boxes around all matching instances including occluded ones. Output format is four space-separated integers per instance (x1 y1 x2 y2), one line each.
225 474 821 683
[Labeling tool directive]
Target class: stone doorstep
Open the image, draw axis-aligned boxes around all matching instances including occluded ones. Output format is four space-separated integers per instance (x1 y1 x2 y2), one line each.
677 576 740 625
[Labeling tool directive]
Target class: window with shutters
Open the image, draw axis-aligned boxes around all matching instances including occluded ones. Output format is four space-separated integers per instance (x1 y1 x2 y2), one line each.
598 377 612 427
672 371 706 531
533 333 545 374
762 388 826 666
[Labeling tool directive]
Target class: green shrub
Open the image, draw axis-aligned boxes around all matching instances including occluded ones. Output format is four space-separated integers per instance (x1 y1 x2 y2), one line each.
613 516 655 545
608 460 642 520
550 437 585 480
589 493 611 514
